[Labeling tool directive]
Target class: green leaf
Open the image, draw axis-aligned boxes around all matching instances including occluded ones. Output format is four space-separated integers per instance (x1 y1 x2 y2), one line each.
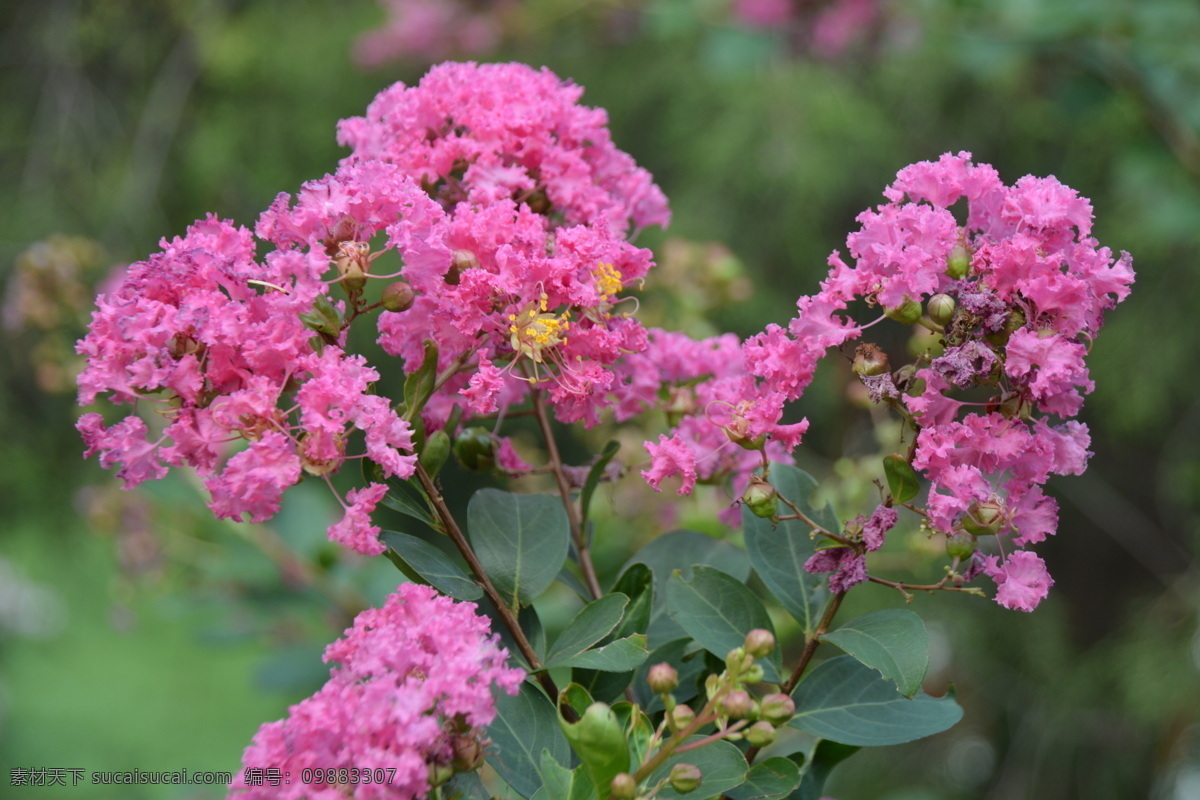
380 530 482 602
743 465 835 633
402 339 439 423
611 702 656 769
725 757 801 800
536 750 596 800
484 604 545 671
442 770 490 800
544 594 629 669
557 566 592 601
571 564 654 700
468 489 570 608
644 737 747 799
883 454 920 503
555 635 649 671
580 440 620 527
487 683 572 799
558 684 630 795
665 566 782 683
821 609 929 698
418 428 451 478
625 529 750 647
790 656 962 746
795 740 859 800
365 458 435 527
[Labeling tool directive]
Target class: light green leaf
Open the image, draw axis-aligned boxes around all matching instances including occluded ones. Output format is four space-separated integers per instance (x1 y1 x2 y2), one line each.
468 489 570 608
665 566 781 683
558 684 630 795
821 609 928 698
883 454 920 504
790 656 962 746
544 594 629 669
380 530 481 602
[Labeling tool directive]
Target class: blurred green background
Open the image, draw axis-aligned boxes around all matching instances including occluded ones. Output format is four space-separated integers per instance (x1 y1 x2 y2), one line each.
2 0 1198 798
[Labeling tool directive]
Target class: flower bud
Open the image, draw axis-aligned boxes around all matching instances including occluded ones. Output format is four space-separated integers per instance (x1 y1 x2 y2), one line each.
670 704 696 730
743 663 764 684
742 477 778 519
427 761 455 788
744 628 776 659
745 721 777 747
884 298 923 325
720 689 753 719
852 342 891 377
381 281 415 312
669 764 702 794
450 734 484 772
446 249 480 285
453 427 497 472
946 243 971 279
725 648 754 676
647 662 679 694
610 773 638 800
927 293 956 327
985 308 1026 346
945 532 977 560
759 693 795 726
961 500 1004 536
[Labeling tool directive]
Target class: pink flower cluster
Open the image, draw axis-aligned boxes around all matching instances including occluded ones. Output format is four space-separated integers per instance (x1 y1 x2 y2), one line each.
618 330 806 504
325 61 670 429
228 584 523 799
78 61 671 545
76 216 416 555
644 152 1132 611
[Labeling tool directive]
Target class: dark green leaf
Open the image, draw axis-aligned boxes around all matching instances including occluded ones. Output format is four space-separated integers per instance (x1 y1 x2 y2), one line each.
544 594 629 668
821 609 928 698
883 454 920 503
484 604 545 671
790 656 962 746
644 738 747 799
402 339 439 423
795 740 859 800
487 683 572 798
468 489 570 608
665 566 781 683
625 529 750 647
554 635 648 671
442 770 490 800
744 465 834 634
557 565 592 601
380 530 482 602
535 750 596 800
726 757 801 800
572 564 655 700
580 440 620 527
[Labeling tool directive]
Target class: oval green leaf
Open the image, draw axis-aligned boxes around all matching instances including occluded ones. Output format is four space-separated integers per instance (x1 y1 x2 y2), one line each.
790 655 962 746
820 609 928 698
468 489 570 608
644 738 747 800
380 530 482 602
726 757 801 800
487 682 572 798
665 566 781 683
883 454 920 504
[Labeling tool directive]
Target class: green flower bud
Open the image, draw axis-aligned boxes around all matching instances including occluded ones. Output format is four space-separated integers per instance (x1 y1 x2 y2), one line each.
744 628 776 659
453 427 497 472
427 762 454 788
946 243 971 279
759 693 796 726
743 663 765 685
852 343 890 376
720 689 753 719
745 721 778 747
945 532 977 560
610 773 638 800
742 477 778 519
961 500 1005 536
725 647 747 675
418 429 451 477
381 281 415 312
670 704 696 730
927 293 956 327
647 662 679 694
669 764 702 794
884 298 923 325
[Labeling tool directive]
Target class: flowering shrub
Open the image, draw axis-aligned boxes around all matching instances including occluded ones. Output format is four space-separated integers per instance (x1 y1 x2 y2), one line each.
77 62 1132 799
